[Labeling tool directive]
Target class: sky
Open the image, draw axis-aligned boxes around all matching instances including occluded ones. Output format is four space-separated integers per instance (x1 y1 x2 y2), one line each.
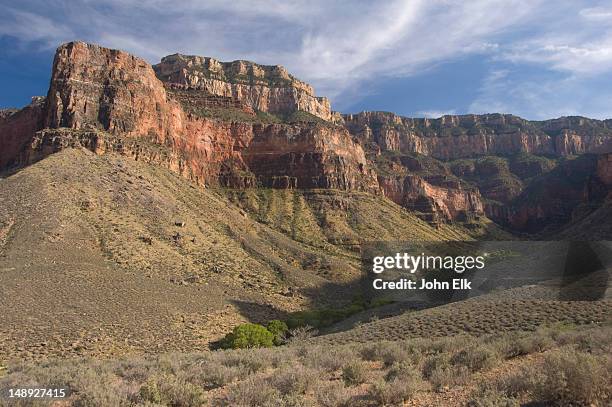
1 0 612 120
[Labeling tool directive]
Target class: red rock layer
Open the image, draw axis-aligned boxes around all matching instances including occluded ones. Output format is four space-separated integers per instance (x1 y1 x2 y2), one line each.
17 42 377 192
379 176 484 224
344 111 610 159
0 97 45 169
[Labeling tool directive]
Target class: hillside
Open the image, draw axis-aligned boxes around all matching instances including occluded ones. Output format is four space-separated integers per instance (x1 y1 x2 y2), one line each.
0 147 478 363
0 40 610 407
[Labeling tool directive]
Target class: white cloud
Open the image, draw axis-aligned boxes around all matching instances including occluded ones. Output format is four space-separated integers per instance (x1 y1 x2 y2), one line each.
416 110 457 118
580 6 612 21
469 68 612 120
502 37 612 76
0 9 74 48
2 0 612 118
0 1 543 94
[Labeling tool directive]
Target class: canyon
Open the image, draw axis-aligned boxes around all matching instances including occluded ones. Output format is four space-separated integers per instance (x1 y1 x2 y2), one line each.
1 41 610 233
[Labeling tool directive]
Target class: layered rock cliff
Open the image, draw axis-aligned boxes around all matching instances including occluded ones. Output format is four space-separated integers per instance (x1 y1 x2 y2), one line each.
486 153 612 232
1 41 610 231
0 97 45 169
153 54 332 121
6 41 376 193
344 111 611 160
378 175 484 224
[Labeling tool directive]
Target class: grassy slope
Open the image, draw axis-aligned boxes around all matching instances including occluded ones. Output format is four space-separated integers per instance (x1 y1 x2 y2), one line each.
0 147 477 363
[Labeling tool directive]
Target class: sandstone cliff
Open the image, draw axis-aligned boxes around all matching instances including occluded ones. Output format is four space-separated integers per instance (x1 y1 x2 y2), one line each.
10 42 376 193
378 175 484 224
0 97 45 169
345 111 611 160
153 54 332 121
485 153 612 232
1 41 610 231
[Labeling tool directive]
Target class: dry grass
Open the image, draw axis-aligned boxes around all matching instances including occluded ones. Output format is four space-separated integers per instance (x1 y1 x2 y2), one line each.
1 324 609 406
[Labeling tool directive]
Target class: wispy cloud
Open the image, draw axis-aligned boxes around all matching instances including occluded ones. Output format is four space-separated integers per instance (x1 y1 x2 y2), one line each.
0 8 74 49
416 110 457 119
1 0 612 118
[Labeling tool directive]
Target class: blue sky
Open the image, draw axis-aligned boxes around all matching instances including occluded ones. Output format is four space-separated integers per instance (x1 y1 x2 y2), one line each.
1 0 612 119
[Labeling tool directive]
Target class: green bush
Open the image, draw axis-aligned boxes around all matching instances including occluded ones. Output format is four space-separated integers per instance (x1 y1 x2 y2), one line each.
266 320 289 345
221 323 275 349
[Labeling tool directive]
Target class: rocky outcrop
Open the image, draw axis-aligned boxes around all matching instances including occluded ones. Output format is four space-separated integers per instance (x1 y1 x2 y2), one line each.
8 42 375 193
45 42 182 140
597 153 612 187
379 175 484 224
154 54 332 121
487 153 611 232
345 111 611 160
0 97 45 169
244 124 377 191
2 41 609 230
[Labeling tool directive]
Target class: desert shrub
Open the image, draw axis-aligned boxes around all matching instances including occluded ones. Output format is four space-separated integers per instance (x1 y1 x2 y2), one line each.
224 376 281 406
301 345 351 372
341 361 368 386
450 345 500 372
286 325 318 344
266 320 289 345
217 350 270 373
494 332 554 359
315 380 351 407
286 301 367 329
359 341 416 366
424 335 471 355
138 374 206 407
523 349 610 405
257 347 295 369
384 361 422 383
275 393 312 407
220 323 274 349
552 326 611 354
139 379 163 404
187 361 247 389
112 359 153 383
423 354 470 391
54 365 132 407
427 365 470 392
466 388 519 407
488 373 534 398
422 353 451 379
271 365 319 395
153 353 189 376
368 377 424 405
380 343 415 367
360 342 386 361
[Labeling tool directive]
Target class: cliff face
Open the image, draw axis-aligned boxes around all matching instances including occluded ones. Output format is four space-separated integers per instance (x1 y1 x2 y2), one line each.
379 175 483 224
243 124 377 191
1 41 609 231
0 97 45 169
45 42 182 139
485 153 612 232
10 42 375 193
153 54 332 121
597 153 612 186
345 111 611 160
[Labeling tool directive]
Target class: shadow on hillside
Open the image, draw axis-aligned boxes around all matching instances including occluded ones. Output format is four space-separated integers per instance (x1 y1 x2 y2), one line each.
229 299 291 324
224 240 609 342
